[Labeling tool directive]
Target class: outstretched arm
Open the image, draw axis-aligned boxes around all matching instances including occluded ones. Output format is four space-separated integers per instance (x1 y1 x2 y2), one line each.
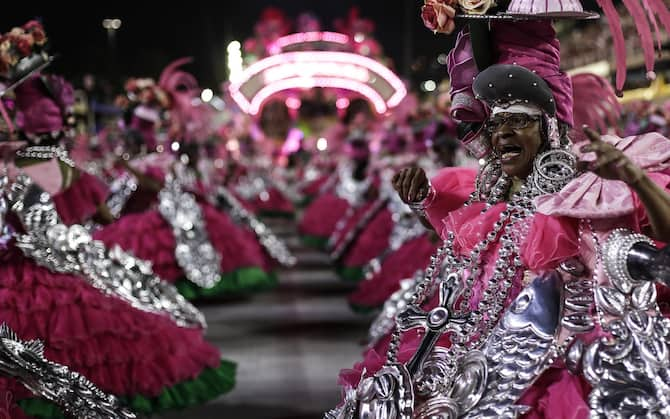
578 126 670 242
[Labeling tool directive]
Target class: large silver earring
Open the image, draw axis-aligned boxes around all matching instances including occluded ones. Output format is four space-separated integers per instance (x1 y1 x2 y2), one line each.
529 148 577 196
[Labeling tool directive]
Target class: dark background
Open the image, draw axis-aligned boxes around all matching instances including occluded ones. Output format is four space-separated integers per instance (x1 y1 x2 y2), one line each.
2 0 608 93
1 1 461 90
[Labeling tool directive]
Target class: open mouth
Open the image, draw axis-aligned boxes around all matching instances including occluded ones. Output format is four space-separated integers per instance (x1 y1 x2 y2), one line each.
498 144 523 162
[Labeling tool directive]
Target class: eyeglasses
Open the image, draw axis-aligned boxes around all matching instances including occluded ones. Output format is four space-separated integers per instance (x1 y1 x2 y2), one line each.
484 113 541 134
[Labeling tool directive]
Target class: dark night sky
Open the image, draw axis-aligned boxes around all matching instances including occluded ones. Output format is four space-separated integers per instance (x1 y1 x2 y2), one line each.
2 1 462 91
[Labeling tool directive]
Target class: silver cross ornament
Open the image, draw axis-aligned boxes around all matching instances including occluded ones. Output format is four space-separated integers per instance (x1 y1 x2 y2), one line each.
396 273 468 375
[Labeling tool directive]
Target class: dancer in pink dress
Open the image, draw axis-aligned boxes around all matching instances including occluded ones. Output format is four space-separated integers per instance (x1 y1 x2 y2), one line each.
93 59 277 300
0 30 234 418
299 133 378 254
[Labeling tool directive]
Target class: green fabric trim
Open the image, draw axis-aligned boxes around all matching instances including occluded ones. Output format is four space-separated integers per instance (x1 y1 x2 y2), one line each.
17 399 64 419
18 359 236 418
336 266 365 283
301 235 329 250
297 196 314 208
176 267 278 300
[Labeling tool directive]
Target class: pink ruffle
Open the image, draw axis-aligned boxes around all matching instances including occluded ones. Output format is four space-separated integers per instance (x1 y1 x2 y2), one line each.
536 132 670 219
199 202 271 271
0 248 220 397
53 172 110 226
521 214 580 272
94 203 268 281
425 167 477 235
518 367 591 419
331 201 378 251
299 193 350 238
246 188 294 214
348 235 437 308
342 208 394 267
338 310 450 389
301 174 331 196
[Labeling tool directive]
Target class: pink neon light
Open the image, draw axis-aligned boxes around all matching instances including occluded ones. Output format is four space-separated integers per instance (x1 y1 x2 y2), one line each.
336 97 350 109
229 51 407 114
285 97 301 109
268 31 350 55
248 77 388 115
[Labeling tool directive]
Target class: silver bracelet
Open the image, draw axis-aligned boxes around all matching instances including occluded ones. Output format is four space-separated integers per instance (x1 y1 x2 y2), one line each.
407 181 434 218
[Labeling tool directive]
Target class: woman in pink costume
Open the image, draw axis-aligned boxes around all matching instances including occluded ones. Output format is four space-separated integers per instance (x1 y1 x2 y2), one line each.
93 58 277 300
328 18 670 418
0 40 234 418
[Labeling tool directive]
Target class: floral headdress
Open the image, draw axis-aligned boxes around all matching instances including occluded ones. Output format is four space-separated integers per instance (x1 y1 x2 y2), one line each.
123 78 170 109
0 21 50 90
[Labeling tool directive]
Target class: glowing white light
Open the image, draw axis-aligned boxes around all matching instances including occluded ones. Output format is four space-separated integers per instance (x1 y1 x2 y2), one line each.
268 31 350 55
316 137 328 151
227 40 244 83
156 144 164 153
336 97 350 109
171 142 180 152
227 139 240 151
229 51 407 115
200 88 214 103
102 19 122 30
422 80 437 92
227 41 241 53
478 158 486 166
285 97 301 110
247 76 388 115
264 62 369 84
354 33 365 43
437 53 448 65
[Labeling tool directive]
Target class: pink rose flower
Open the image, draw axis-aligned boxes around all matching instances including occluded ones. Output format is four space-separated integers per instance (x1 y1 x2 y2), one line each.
12 35 32 56
28 27 46 46
421 0 457 35
22 20 43 31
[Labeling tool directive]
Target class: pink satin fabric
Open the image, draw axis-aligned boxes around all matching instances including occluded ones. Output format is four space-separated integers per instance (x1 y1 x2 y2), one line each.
536 132 670 219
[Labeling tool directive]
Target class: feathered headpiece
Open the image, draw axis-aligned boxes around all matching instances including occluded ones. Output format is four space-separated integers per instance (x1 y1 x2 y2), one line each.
571 73 622 137
158 57 213 144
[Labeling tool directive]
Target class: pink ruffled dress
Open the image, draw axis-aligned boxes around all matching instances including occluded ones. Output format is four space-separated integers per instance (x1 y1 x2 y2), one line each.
347 233 439 310
299 171 378 255
337 132 670 418
93 168 276 300
0 161 234 418
336 206 395 282
53 171 110 225
299 191 352 248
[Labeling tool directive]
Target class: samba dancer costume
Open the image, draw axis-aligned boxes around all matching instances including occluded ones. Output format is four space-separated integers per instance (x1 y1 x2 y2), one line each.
299 134 378 254
327 0 670 416
94 59 278 300
0 27 234 418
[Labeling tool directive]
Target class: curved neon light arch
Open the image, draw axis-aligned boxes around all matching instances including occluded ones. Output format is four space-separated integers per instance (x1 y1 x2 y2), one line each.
229 51 407 115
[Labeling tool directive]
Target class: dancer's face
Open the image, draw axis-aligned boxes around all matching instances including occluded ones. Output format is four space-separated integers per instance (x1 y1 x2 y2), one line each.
488 112 543 179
